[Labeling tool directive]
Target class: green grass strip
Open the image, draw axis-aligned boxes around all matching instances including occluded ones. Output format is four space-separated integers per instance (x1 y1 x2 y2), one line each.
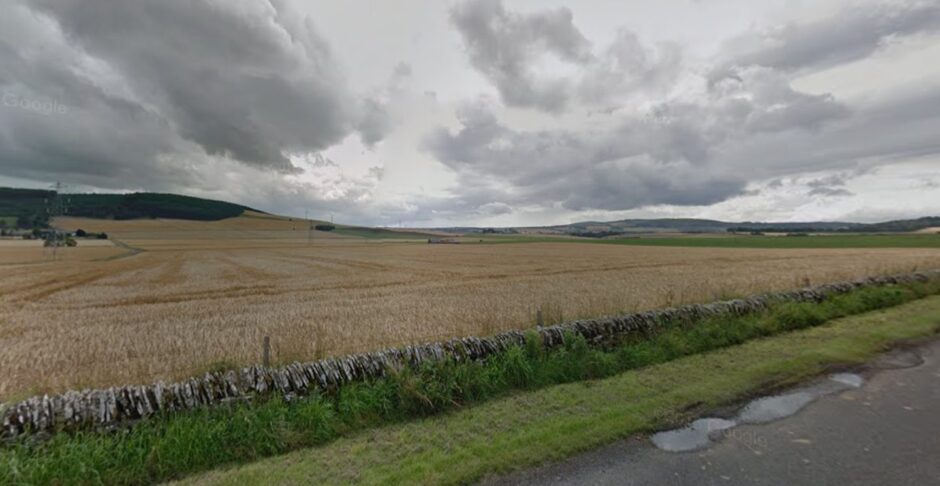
2 281 938 485
181 294 940 486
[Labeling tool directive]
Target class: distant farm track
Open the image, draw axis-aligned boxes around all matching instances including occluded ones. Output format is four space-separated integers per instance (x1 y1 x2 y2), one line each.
0 215 938 398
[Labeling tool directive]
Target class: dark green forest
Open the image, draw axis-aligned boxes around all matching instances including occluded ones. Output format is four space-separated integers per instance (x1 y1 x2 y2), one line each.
0 188 251 228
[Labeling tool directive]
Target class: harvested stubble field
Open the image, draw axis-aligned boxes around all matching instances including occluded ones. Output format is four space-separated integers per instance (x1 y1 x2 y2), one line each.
0 214 938 399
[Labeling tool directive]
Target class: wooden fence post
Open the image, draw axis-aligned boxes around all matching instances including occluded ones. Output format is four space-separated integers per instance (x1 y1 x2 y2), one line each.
263 336 271 367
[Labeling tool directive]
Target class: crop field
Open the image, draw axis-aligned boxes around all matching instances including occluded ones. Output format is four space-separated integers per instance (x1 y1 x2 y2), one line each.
0 215 938 399
0 239 125 264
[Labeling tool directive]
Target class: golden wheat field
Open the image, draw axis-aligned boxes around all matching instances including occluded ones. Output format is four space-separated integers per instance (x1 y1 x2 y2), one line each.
0 213 938 399
0 239 126 265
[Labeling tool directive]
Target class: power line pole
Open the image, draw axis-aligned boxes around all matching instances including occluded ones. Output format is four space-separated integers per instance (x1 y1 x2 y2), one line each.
47 181 67 260
305 209 312 245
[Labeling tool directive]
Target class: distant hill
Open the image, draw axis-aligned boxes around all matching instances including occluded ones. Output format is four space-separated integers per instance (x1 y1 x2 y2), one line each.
0 188 251 227
3 186 935 235
0 187 438 240
449 216 940 236
503 218 862 235
65 193 251 221
861 216 940 232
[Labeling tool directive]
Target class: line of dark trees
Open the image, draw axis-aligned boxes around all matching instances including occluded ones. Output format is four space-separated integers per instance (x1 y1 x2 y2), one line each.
0 188 252 228
727 217 940 233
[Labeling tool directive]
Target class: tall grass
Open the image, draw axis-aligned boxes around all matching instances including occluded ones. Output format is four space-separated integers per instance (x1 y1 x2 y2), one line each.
2 280 938 485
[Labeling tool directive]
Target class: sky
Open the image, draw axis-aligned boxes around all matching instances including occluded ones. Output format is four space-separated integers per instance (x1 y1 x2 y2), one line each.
1 0 938 227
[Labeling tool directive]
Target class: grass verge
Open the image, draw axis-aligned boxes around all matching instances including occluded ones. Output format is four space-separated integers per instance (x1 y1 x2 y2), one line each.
2 281 939 485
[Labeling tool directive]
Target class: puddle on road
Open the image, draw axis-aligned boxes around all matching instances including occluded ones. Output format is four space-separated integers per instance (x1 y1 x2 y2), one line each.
737 390 819 424
871 350 924 370
829 372 865 388
652 373 865 452
650 418 736 452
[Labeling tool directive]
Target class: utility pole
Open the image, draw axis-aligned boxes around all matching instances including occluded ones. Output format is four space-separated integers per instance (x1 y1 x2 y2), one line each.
305 209 312 245
47 181 66 260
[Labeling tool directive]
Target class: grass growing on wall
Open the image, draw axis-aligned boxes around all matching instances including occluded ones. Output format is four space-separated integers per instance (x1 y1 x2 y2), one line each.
2 280 939 485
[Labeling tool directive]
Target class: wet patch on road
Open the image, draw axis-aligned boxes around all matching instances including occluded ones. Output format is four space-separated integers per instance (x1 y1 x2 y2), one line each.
652 372 866 452
650 418 736 452
869 349 924 370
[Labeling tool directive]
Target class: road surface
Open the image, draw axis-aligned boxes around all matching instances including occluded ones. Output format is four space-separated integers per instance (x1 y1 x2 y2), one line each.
486 339 940 486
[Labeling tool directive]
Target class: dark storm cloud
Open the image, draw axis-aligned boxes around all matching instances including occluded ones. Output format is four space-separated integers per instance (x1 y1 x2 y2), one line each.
450 0 591 112
356 97 391 148
423 58 858 212
805 173 854 197
808 186 853 197
717 86 940 174
428 0 940 215
355 62 414 149
423 99 748 211
1 0 390 194
577 29 682 108
0 3 188 189
450 0 680 112
424 73 940 213
713 0 940 80
26 0 360 172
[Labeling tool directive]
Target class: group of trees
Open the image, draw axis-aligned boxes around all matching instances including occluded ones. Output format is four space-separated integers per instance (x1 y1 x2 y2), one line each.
74 229 109 239
569 230 626 238
726 217 940 234
0 215 48 228
64 193 249 220
0 188 54 229
726 226 846 233
1 188 253 230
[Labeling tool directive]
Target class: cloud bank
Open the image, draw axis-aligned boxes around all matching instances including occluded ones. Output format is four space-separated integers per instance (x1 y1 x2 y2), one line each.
0 0 938 225
0 0 390 216
428 0 940 219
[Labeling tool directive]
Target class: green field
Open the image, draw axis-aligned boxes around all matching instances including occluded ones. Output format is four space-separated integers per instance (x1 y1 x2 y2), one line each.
600 234 940 248
332 226 436 239
474 233 940 248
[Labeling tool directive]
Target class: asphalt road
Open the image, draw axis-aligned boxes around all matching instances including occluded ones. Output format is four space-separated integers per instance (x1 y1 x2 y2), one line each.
486 339 940 486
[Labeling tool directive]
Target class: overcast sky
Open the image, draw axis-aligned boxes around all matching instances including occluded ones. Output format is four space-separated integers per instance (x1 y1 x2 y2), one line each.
1 0 938 226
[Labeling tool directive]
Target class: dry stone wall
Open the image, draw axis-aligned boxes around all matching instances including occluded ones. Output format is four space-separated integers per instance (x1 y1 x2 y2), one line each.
2 270 937 439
